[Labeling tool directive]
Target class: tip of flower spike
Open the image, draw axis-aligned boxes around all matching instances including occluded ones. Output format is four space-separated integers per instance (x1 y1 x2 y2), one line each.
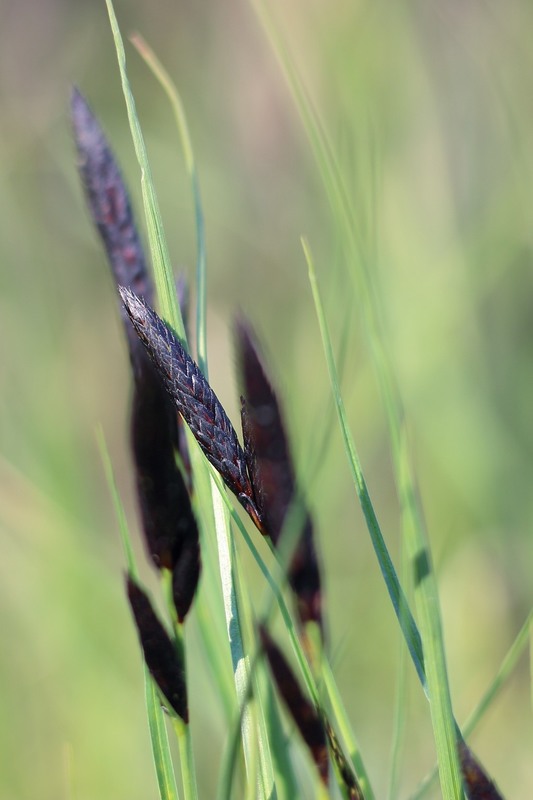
119 285 147 324
70 87 99 146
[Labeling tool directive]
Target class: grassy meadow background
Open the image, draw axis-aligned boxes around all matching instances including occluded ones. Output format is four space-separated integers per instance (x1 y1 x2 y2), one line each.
1 0 532 797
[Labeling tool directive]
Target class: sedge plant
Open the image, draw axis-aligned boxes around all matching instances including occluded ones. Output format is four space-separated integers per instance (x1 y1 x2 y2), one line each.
69 3 532 798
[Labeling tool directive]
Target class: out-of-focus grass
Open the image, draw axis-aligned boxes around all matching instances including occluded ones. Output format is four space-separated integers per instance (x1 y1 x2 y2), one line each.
1 1 532 797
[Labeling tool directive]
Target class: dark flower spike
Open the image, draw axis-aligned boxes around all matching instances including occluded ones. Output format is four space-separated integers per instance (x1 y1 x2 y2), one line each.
131 354 201 621
259 626 328 786
236 318 322 631
120 287 262 528
459 741 504 800
126 576 188 722
71 87 152 361
72 90 200 611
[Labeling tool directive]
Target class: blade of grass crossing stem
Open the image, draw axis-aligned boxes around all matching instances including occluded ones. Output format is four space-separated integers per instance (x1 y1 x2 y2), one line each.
209 473 276 799
304 239 425 691
97 429 180 800
251 9 464 795
410 607 533 800
129 34 208 376
105 0 183 336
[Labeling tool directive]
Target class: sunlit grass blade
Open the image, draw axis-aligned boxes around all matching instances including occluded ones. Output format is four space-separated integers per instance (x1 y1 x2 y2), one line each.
97 429 181 800
104 0 183 335
129 33 208 376
209 480 277 799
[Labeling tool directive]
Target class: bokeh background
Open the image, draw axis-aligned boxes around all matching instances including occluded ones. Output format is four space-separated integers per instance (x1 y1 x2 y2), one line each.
1 0 532 797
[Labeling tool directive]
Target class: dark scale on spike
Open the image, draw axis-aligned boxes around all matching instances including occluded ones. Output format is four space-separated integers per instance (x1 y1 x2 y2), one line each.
120 287 262 526
127 577 188 722
459 742 504 800
236 319 322 632
259 626 329 786
71 87 152 359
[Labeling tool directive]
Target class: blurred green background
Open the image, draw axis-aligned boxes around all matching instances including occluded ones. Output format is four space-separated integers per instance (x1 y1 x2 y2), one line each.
1 0 532 797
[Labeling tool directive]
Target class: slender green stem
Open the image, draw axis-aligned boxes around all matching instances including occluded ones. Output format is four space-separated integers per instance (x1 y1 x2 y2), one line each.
129 34 208 375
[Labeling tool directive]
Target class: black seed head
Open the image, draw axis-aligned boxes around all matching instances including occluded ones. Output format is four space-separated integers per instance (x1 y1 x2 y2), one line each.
126 576 188 722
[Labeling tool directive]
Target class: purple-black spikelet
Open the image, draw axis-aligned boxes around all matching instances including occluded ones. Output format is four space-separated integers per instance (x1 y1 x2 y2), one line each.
71 87 152 359
235 318 322 631
259 626 328 786
72 90 200 619
127 576 188 722
459 742 504 800
120 287 263 528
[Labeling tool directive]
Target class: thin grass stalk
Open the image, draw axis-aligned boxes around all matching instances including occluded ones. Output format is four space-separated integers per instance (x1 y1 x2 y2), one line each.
210 479 276 799
129 34 208 376
105 0 183 333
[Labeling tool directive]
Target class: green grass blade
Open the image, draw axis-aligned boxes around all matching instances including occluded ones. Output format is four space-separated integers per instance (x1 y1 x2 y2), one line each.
321 659 375 800
96 426 137 578
129 34 208 375
410 607 533 800
105 0 183 336
304 239 425 691
145 671 182 800
209 477 277 799
386 569 409 800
